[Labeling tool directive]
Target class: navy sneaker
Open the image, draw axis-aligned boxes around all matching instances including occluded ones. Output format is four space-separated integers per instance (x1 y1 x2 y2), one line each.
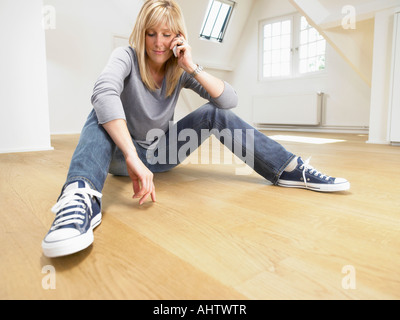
278 157 350 192
42 180 102 258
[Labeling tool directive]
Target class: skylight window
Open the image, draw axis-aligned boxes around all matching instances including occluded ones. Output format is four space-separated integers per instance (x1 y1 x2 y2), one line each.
200 0 235 43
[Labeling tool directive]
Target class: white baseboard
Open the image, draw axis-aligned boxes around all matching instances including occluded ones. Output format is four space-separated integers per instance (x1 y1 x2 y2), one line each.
0 146 54 154
255 124 369 135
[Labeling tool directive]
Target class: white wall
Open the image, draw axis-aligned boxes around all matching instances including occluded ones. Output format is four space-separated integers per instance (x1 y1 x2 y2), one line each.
229 0 371 131
43 0 143 134
368 7 400 144
0 0 52 153
388 11 400 143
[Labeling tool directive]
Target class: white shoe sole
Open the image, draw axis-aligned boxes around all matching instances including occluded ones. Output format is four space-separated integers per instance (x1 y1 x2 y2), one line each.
42 213 102 258
278 180 350 192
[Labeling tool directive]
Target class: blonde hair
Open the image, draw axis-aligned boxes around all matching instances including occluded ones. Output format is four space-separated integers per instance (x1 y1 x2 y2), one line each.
129 0 187 97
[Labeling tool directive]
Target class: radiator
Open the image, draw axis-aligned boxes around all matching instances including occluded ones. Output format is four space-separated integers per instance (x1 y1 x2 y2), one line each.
252 92 323 126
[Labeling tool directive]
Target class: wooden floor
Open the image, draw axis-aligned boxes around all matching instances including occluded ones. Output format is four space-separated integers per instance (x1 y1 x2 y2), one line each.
1 131 399 300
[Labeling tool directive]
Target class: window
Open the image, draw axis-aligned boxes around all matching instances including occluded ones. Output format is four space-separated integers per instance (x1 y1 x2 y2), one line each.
262 17 293 78
299 16 326 73
200 0 235 43
260 14 326 79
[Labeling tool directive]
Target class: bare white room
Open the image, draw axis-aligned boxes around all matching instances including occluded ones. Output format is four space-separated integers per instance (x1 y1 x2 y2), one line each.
1 0 399 300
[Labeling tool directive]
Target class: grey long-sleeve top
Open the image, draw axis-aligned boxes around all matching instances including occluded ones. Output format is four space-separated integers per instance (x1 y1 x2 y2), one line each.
91 46 238 148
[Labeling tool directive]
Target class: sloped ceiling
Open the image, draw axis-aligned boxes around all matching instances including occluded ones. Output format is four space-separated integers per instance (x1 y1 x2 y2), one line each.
288 0 400 85
292 0 400 27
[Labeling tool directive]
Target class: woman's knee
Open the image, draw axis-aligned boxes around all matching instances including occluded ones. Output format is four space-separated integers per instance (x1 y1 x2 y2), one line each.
198 103 234 121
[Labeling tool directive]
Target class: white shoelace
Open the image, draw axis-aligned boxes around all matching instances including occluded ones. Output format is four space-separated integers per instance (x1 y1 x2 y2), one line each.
300 157 331 188
50 187 102 230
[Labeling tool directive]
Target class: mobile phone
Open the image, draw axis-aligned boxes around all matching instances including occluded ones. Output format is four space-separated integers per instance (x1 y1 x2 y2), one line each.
173 34 181 57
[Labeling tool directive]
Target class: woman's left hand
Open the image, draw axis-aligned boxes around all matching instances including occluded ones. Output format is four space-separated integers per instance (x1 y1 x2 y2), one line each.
170 35 197 74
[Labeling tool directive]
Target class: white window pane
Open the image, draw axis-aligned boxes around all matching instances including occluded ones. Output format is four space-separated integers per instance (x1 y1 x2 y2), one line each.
299 59 307 73
264 38 271 51
309 28 317 42
308 57 317 72
308 42 317 57
271 49 280 63
271 36 281 50
300 30 308 45
264 64 271 77
301 16 309 30
299 45 308 59
264 51 272 64
297 17 326 74
281 62 290 75
272 63 281 76
202 20 213 36
281 34 290 48
281 20 291 34
211 4 230 38
264 24 272 37
317 40 326 55
272 22 281 36
202 2 221 36
281 48 291 62
318 56 326 70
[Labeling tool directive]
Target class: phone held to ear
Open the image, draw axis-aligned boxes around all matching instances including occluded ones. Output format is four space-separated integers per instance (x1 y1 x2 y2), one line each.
173 34 181 57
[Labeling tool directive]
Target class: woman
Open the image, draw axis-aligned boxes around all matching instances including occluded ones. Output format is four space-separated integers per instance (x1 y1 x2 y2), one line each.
42 0 350 258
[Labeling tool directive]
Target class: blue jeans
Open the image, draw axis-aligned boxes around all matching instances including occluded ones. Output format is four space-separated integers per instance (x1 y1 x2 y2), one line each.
65 103 295 194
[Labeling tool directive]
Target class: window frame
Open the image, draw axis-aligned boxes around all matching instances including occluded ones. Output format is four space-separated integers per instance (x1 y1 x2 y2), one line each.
259 13 327 81
200 0 236 43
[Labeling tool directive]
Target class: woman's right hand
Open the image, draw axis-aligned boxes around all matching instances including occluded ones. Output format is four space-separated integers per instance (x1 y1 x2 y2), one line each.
125 152 156 206
102 119 156 206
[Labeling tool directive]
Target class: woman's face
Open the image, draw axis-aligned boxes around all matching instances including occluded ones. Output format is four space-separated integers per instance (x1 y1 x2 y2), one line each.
145 23 175 67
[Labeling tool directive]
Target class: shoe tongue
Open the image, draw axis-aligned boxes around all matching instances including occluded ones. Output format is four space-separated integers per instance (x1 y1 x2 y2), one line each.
64 180 87 193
